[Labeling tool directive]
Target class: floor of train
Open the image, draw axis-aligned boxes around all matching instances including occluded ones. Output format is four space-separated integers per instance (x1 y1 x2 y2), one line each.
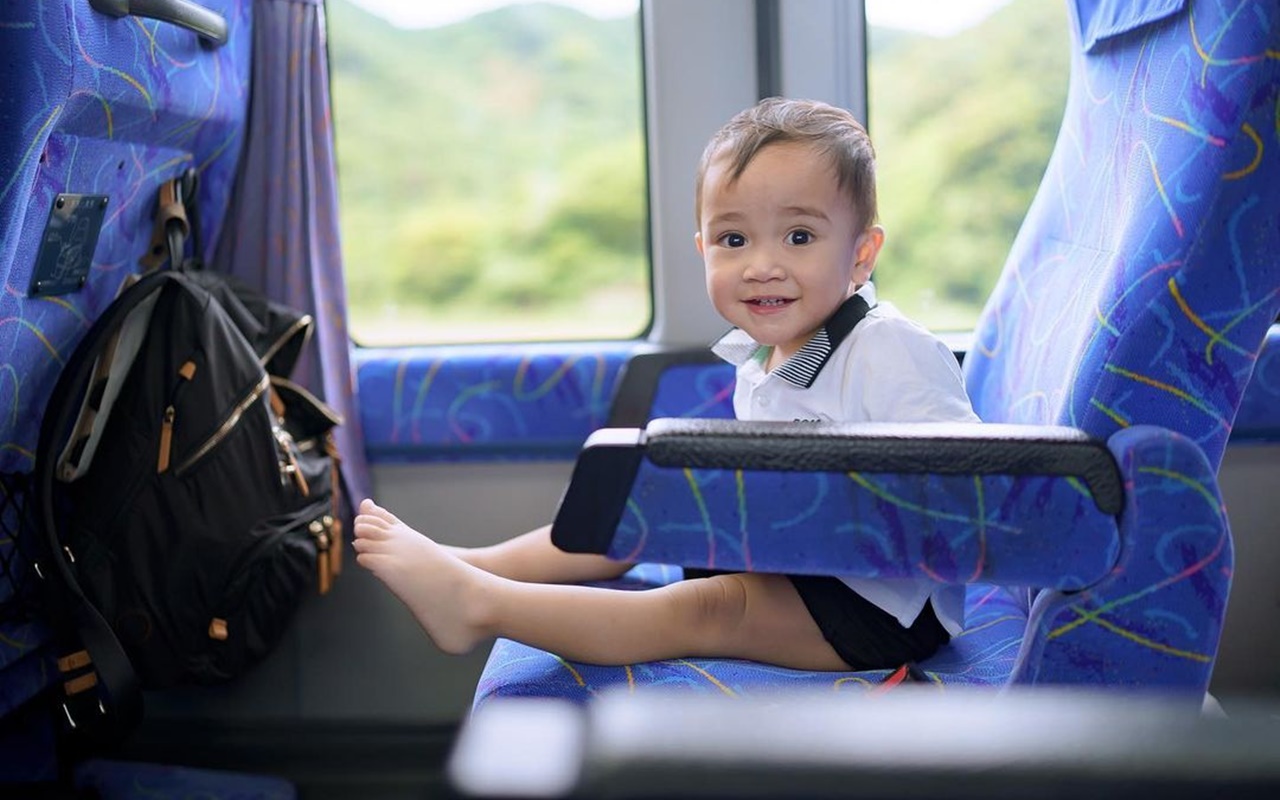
118 718 461 800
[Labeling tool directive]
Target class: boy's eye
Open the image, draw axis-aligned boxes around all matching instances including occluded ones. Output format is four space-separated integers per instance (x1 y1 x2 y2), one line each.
721 232 746 248
787 230 812 245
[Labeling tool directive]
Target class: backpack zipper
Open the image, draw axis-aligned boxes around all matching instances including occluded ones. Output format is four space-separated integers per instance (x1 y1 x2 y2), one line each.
266 376 343 497
157 359 198 473
269 375 344 426
212 500 337 645
308 514 338 594
173 373 271 476
273 419 310 496
208 514 299 645
258 313 313 371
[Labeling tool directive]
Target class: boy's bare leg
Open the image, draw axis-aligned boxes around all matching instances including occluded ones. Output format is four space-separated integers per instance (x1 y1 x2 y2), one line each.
353 499 849 670
443 524 631 584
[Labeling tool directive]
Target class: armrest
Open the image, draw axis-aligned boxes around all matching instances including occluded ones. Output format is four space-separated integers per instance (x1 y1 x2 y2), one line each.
642 419 1122 513
547 422 1227 691
551 420 1122 589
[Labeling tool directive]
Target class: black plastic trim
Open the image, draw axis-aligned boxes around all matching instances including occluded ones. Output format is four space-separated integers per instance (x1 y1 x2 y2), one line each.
754 0 782 99
643 419 1124 515
607 348 725 427
550 431 647 554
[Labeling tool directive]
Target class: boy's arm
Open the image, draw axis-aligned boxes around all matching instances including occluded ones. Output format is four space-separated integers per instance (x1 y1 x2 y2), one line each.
451 524 633 584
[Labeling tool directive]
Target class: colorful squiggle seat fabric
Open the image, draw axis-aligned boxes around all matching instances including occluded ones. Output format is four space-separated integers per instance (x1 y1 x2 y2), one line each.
0 0 251 781
474 0 1279 710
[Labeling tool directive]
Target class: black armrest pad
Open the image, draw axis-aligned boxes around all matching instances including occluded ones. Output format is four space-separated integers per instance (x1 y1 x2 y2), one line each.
552 429 647 554
645 419 1123 515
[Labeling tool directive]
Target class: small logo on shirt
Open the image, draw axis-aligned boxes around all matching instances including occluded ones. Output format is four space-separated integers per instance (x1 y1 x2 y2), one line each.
793 418 821 423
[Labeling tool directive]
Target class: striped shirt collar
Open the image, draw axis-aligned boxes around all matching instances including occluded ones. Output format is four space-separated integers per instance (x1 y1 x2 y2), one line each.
710 283 877 389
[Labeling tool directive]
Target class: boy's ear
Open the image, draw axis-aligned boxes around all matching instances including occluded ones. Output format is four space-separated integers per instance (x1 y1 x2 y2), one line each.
694 231 705 257
851 225 885 285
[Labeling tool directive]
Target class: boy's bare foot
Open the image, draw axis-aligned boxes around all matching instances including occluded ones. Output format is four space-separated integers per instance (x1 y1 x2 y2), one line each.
352 498 493 655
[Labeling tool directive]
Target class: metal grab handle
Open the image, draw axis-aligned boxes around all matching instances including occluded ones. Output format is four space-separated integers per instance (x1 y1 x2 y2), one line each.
90 0 228 47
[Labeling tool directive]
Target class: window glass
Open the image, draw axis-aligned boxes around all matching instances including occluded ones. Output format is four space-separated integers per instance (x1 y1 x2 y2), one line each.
329 0 648 345
865 0 1069 330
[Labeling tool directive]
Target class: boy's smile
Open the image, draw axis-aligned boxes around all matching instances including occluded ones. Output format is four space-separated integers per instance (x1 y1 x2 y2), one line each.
696 141 882 370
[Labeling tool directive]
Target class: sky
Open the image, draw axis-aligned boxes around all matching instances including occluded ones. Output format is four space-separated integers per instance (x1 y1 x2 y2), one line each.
345 0 1014 37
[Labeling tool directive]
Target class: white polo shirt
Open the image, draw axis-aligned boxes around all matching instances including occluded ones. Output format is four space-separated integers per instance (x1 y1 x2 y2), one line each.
710 282 978 636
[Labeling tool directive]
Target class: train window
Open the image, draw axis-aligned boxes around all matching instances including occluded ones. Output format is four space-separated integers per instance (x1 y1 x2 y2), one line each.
330 0 649 345
865 0 1069 331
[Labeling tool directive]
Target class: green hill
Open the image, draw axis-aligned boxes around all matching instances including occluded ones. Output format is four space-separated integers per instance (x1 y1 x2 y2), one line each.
328 0 645 331
869 0 1070 328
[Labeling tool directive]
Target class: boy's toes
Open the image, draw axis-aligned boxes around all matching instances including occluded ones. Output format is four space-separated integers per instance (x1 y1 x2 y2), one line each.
352 535 392 554
353 518 390 539
368 504 400 524
357 499 408 528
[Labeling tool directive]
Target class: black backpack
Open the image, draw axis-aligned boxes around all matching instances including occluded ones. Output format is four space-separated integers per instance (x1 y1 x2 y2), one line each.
34 264 343 739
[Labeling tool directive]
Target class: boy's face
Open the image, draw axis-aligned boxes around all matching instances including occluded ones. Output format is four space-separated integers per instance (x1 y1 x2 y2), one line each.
696 142 883 367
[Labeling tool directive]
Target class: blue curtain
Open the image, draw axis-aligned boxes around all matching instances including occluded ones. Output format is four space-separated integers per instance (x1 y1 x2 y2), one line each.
214 0 371 510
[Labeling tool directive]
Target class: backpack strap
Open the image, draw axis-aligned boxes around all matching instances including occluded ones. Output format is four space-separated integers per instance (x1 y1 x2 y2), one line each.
149 170 313 376
34 271 181 743
139 177 188 273
139 167 201 273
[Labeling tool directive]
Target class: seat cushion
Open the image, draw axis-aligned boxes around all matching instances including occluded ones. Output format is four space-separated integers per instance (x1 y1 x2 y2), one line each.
472 579 1029 710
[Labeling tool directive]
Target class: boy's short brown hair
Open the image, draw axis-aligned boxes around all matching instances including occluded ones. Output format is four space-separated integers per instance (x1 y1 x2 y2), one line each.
695 97 878 232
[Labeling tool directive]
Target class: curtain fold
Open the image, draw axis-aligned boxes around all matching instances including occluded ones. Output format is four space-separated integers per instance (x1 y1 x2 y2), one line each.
214 0 372 510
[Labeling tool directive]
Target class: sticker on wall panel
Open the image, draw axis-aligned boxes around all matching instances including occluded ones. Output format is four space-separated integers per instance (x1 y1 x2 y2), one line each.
28 194 109 297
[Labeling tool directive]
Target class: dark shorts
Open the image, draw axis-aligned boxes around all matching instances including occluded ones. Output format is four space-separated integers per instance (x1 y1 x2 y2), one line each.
683 568 951 670
788 574 950 670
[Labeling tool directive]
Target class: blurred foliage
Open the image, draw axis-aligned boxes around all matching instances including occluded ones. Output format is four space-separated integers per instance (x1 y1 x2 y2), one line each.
870 0 1070 329
328 0 647 343
328 0 1068 343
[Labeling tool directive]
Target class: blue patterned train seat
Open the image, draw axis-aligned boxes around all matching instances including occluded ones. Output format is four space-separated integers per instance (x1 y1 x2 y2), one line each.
0 2 252 781
0 2 295 795
473 0 1280 710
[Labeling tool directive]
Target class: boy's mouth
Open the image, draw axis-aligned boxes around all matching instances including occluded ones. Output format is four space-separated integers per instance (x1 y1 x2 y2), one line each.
746 297 793 309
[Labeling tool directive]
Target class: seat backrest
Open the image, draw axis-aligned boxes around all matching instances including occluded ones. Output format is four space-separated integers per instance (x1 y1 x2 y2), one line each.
0 0 252 472
0 0 251 781
964 0 1280 473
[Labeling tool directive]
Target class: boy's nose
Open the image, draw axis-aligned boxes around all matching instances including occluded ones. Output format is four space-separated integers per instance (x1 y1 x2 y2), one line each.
742 248 786 281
